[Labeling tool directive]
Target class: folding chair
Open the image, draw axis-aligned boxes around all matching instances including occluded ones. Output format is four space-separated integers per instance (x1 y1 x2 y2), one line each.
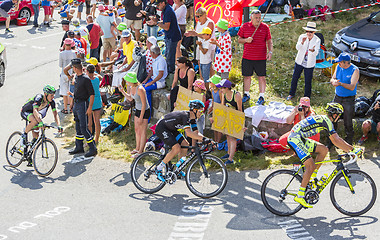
315 46 334 77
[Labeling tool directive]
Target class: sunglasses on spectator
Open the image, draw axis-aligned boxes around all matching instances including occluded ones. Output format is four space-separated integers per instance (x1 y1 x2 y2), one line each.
195 15 203 18
306 31 314 33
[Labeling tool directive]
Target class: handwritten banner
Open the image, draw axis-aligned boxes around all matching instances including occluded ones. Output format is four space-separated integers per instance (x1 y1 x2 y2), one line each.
174 86 204 111
194 0 242 28
212 102 245 139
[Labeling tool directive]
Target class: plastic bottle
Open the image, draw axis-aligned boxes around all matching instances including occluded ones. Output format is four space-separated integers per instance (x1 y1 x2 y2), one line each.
176 157 186 168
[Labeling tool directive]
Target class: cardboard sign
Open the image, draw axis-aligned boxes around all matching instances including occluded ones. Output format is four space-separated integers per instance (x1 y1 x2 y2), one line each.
174 86 203 111
212 102 245 139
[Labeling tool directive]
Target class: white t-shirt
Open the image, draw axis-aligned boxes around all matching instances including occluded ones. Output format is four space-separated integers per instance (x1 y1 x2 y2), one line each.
152 55 168 89
199 38 215 65
173 4 187 25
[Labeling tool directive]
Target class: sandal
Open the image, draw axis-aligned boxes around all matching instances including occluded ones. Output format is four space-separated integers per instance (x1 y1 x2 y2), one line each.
130 149 139 154
131 153 141 159
61 109 68 114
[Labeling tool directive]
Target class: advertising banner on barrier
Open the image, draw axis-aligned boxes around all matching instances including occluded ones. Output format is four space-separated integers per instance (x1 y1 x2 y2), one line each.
212 102 245 139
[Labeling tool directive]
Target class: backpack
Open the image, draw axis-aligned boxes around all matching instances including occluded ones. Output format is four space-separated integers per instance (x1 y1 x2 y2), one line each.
137 55 147 83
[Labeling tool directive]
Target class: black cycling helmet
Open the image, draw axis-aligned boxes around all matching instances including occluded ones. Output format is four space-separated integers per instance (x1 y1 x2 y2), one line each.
43 85 56 94
189 99 205 111
326 102 344 115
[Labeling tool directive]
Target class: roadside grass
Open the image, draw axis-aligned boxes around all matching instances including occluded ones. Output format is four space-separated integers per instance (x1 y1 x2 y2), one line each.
62 6 380 170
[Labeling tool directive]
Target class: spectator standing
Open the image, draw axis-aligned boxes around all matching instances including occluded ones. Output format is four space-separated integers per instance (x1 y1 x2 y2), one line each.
208 75 222 143
0 0 19 33
210 19 232 80
96 4 117 62
60 20 71 49
76 0 85 20
185 7 215 80
287 22 320 100
123 0 143 41
217 79 243 165
73 18 90 58
68 59 98 157
59 38 77 114
237 9 273 105
148 0 181 74
142 45 168 118
90 0 96 17
86 15 104 61
170 56 195 111
86 64 102 144
137 0 159 38
196 27 215 86
41 0 51 27
31 0 41 27
192 79 207 134
358 90 380 145
330 52 359 145
119 72 151 158
173 0 187 59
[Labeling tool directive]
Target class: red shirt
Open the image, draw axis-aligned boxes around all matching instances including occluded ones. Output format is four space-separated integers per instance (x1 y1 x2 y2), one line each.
87 23 102 49
237 22 271 61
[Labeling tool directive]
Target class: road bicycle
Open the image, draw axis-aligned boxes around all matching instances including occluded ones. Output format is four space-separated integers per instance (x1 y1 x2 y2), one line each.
261 152 377 216
130 142 228 198
5 123 59 177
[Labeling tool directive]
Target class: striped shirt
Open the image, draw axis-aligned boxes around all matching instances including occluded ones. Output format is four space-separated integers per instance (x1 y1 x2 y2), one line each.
237 22 271 61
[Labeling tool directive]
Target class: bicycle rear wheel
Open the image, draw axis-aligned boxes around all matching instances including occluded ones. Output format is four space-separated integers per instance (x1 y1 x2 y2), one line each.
330 169 377 216
33 138 58 177
5 131 24 167
261 169 303 216
130 151 166 194
186 154 228 198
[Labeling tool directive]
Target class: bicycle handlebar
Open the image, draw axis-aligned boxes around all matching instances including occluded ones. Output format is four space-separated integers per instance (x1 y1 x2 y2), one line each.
339 152 358 166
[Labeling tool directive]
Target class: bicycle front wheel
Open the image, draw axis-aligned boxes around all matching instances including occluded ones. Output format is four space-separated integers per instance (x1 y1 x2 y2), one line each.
186 154 228 198
130 151 166 194
5 131 24 167
330 169 377 216
261 169 303 216
33 138 58 177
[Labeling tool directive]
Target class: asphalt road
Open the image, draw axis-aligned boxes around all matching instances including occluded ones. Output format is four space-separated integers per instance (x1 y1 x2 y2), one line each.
0 11 379 240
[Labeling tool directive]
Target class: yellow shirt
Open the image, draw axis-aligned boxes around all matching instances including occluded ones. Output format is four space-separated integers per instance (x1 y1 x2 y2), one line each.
123 40 136 65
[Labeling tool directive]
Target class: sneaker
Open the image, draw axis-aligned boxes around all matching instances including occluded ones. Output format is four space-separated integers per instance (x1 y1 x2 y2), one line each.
256 96 265 105
242 93 250 103
294 196 313 208
26 157 33 167
221 153 229 159
155 169 165 182
33 24 39 27
20 133 27 147
357 135 368 145
46 22 50 27
224 159 234 165
5 28 12 33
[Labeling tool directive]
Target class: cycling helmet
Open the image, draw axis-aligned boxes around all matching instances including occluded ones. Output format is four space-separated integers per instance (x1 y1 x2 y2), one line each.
355 101 370 118
43 85 56 94
326 102 344 115
189 99 205 111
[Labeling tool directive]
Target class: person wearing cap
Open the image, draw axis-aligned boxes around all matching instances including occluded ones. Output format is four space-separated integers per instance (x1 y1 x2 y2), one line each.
59 0 74 21
237 9 273 105
287 22 321 101
116 1 126 21
96 4 117 62
196 27 215 86
60 20 71 48
279 97 319 149
147 0 182 74
59 38 77 114
192 79 207 134
145 36 157 73
120 29 136 66
118 72 150 158
73 18 90 58
329 52 359 145
137 0 159 37
216 79 243 165
86 15 104 60
0 0 19 33
210 19 232 80
170 56 195 111
68 58 98 158
208 74 223 142
31 0 41 27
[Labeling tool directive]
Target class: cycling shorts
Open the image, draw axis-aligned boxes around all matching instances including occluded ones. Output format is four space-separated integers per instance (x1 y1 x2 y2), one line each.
287 132 317 163
155 121 185 148
21 111 33 121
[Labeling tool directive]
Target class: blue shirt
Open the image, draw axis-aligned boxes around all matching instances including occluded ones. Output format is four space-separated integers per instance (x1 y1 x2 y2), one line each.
162 4 181 42
96 14 115 39
41 0 50 6
31 0 41 5
335 64 358 97
0 0 14 12
89 77 102 110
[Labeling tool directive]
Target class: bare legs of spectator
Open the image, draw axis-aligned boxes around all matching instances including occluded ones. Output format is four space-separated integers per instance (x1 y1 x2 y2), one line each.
213 131 222 143
258 76 266 95
88 109 101 144
226 135 237 162
134 116 149 154
243 75 251 93
5 16 10 30
91 4 96 17
63 95 69 112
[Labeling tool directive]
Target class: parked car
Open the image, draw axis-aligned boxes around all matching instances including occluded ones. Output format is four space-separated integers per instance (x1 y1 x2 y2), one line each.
0 0 34 23
332 10 380 78
0 42 6 87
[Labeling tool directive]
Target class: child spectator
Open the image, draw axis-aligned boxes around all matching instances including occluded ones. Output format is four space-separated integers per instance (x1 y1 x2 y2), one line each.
192 79 207 134
196 27 215 88
210 19 232 80
208 74 223 142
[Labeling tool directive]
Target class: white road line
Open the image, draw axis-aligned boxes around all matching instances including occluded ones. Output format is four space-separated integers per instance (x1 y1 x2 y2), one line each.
243 195 262 204
2 42 46 50
278 219 315 240
22 32 62 42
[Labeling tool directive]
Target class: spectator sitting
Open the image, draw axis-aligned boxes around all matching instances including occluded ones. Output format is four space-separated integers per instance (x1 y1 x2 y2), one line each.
119 72 151 158
208 74 222 142
59 0 74 21
192 79 207 134
145 36 157 74
142 45 168 121
170 56 195 111
358 90 380 145
196 27 215 88
279 97 319 148
108 22 128 63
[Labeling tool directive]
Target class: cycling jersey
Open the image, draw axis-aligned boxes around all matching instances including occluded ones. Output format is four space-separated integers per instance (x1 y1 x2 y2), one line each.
288 115 336 162
21 94 56 120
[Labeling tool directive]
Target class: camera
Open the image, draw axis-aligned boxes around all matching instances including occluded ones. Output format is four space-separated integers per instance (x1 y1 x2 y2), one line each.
298 106 303 112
